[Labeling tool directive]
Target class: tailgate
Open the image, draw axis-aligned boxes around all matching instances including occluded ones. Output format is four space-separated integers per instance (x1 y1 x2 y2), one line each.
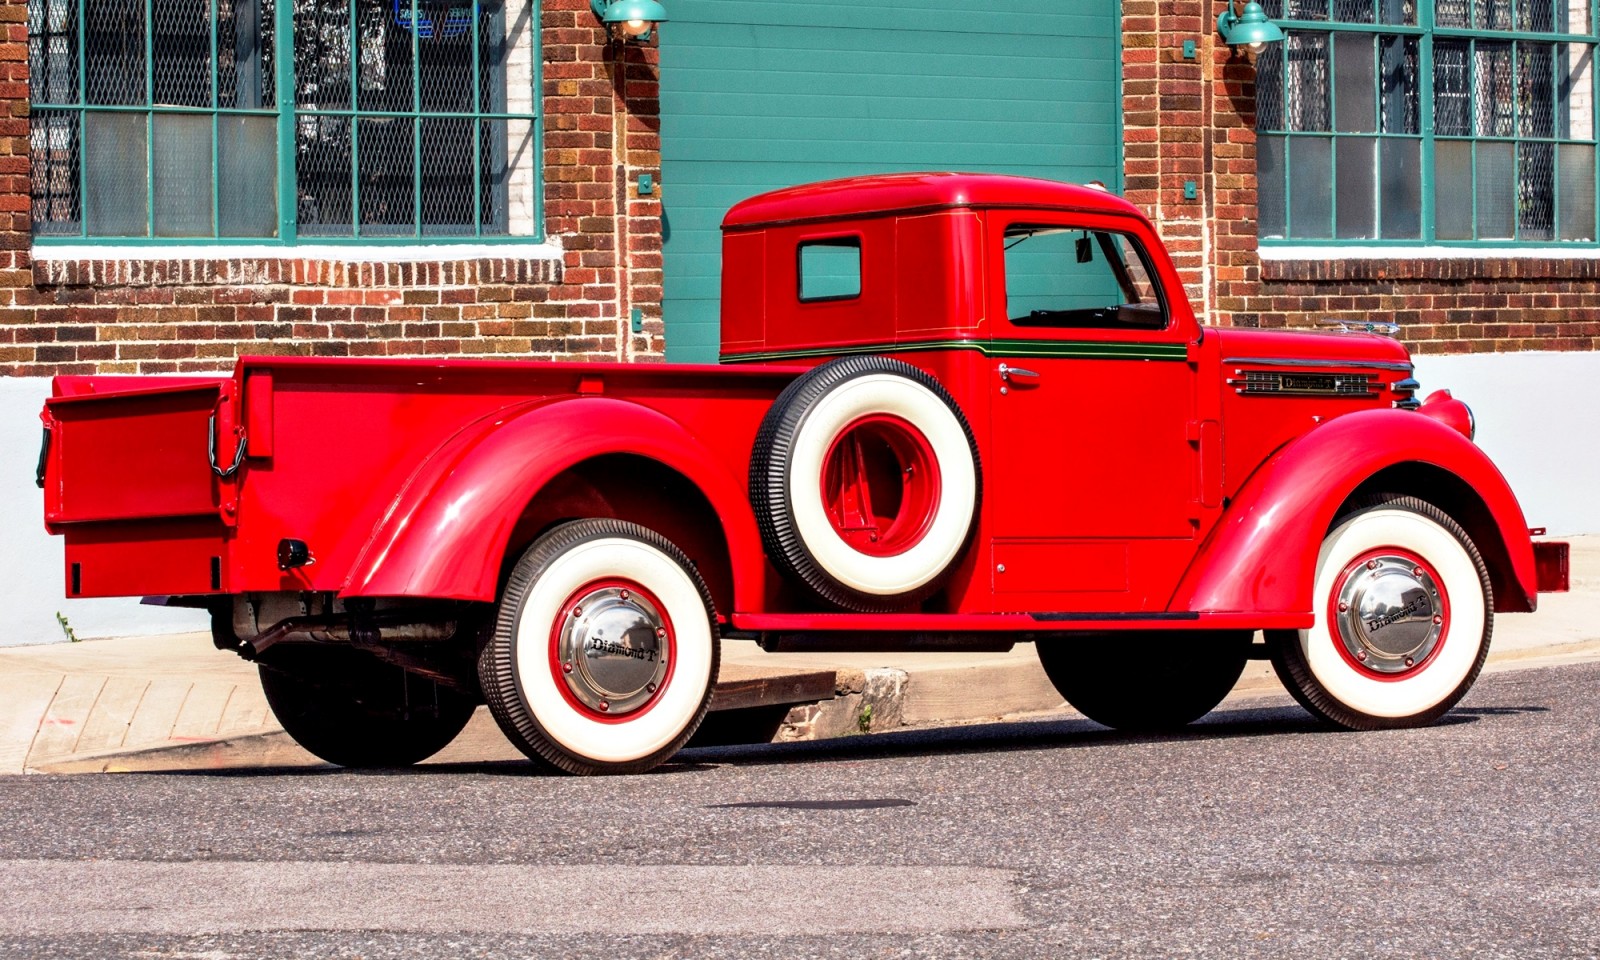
43 379 239 525
41 377 242 598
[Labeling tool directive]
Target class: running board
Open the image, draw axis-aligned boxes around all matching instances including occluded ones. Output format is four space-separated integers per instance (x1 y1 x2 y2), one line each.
729 611 1310 635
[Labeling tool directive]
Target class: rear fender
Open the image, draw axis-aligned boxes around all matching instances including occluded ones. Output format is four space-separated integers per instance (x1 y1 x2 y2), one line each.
1172 409 1537 618
344 397 764 607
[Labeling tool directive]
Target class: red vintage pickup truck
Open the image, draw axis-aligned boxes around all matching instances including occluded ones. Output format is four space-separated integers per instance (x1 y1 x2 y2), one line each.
38 173 1570 775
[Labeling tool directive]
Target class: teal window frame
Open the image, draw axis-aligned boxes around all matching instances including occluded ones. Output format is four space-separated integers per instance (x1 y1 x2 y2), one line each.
27 0 544 246
1256 0 1600 247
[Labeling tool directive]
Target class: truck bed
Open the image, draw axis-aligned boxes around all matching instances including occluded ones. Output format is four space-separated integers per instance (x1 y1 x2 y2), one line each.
42 357 803 600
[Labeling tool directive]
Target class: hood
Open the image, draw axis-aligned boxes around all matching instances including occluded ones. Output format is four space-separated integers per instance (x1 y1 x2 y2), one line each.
1209 326 1413 369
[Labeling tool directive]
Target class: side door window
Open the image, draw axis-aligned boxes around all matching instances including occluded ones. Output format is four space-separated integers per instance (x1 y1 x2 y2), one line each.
1002 225 1168 332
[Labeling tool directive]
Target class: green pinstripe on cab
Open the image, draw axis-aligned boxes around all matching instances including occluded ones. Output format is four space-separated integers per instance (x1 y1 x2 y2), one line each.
720 339 1187 364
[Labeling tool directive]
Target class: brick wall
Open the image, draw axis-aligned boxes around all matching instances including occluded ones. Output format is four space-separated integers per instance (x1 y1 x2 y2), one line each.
0 0 662 377
1127 2 1600 356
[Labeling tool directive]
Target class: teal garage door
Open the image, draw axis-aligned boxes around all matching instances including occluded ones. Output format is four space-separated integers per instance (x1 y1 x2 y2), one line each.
659 1 1123 362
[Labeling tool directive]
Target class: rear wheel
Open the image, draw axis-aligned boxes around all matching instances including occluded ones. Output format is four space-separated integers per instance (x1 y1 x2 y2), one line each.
478 519 720 775
259 646 476 768
1037 632 1252 731
1268 495 1492 729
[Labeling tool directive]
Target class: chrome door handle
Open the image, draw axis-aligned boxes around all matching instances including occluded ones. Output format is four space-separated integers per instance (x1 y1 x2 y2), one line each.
998 363 1041 383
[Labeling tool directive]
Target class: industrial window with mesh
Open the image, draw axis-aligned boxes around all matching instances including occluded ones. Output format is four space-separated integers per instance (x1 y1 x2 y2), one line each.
1255 0 1598 243
27 0 540 242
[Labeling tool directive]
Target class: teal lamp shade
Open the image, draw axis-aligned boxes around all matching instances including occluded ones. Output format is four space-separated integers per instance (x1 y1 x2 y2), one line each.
1218 1 1285 51
596 0 668 39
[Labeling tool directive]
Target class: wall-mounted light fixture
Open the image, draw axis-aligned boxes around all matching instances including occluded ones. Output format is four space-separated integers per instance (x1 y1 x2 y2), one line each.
591 0 668 41
1217 1 1284 52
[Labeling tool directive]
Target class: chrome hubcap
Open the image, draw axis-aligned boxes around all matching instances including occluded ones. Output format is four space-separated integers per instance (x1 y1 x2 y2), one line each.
555 585 670 715
1333 555 1444 674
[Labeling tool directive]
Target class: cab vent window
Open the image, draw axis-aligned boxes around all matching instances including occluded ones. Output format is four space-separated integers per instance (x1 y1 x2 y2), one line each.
798 237 862 302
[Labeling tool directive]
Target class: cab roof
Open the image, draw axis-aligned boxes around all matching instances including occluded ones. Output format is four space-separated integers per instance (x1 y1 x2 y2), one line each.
722 172 1142 230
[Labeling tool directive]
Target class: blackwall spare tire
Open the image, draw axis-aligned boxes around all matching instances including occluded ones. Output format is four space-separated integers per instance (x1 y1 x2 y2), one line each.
750 355 981 611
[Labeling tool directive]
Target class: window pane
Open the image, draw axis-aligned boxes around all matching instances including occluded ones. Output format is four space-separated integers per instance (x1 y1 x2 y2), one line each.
153 112 213 236
357 115 415 236
1434 39 1471 136
83 111 147 235
1381 138 1422 238
1333 0 1373 23
1476 140 1515 238
28 0 79 105
420 116 473 236
1380 35 1418 134
1378 0 1415 24
296 114 354 236
152 0 212 107
1289 136 1334 238
419 5 478 112
1474 0 1513 30
1288 34 1331 132
1437 0 1469 27
85 0 147 105
801 240 862 303
29 110 81 235
1435 140 1475 239
1288 0 1329 19
1518 43 1555 139
1558 43 1594 141
1518 0 1555 32
1258 135 1287 239
1561 2 1592 34
1336 136 1377 238
1334 34 1376 133
1475 42 1515 137
1519 141 1556 240
483 117 537 237
1256 41 1284 131
480 0 513 113
218 114 277 236
358 0 416 112
294 0 352 109
218 0 274 109
1559 143 1596 241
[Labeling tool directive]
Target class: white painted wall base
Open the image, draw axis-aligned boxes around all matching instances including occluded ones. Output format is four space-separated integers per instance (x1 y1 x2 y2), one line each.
1412 351 1600 537
2 349 1594 646
1 379 207 646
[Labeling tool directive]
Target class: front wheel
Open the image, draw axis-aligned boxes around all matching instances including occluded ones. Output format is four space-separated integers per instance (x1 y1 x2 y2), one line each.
1037 632 1252 732
478 519 720 775
1268 495 1493 730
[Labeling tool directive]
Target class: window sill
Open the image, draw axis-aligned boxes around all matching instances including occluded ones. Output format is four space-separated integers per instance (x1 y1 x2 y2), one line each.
31 241 564 263
1260 246 1600 283
30 241 566 287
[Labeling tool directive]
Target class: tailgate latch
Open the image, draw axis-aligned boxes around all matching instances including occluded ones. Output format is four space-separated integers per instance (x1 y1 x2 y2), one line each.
208 412 247 479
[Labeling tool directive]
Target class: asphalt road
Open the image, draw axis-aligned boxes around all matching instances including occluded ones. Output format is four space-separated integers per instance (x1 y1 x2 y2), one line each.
0 662 1597 960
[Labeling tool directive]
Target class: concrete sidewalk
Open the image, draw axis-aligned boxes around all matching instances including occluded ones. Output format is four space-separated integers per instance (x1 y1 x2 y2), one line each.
4 537 1596 774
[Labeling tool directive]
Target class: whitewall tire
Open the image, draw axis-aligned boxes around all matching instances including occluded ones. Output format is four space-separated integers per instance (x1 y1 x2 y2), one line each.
750 355 981 611
1269 495 1493 729
479 519 719 775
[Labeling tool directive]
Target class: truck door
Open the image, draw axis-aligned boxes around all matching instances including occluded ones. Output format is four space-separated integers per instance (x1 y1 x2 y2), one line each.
984 212 1201 609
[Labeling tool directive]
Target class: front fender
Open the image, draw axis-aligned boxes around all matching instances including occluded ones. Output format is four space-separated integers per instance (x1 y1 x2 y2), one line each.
1171 409 1537 618
343 397 764 605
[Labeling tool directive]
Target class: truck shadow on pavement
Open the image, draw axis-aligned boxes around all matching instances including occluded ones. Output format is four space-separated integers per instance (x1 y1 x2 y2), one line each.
670 702 1493 771
140 700 1550 779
